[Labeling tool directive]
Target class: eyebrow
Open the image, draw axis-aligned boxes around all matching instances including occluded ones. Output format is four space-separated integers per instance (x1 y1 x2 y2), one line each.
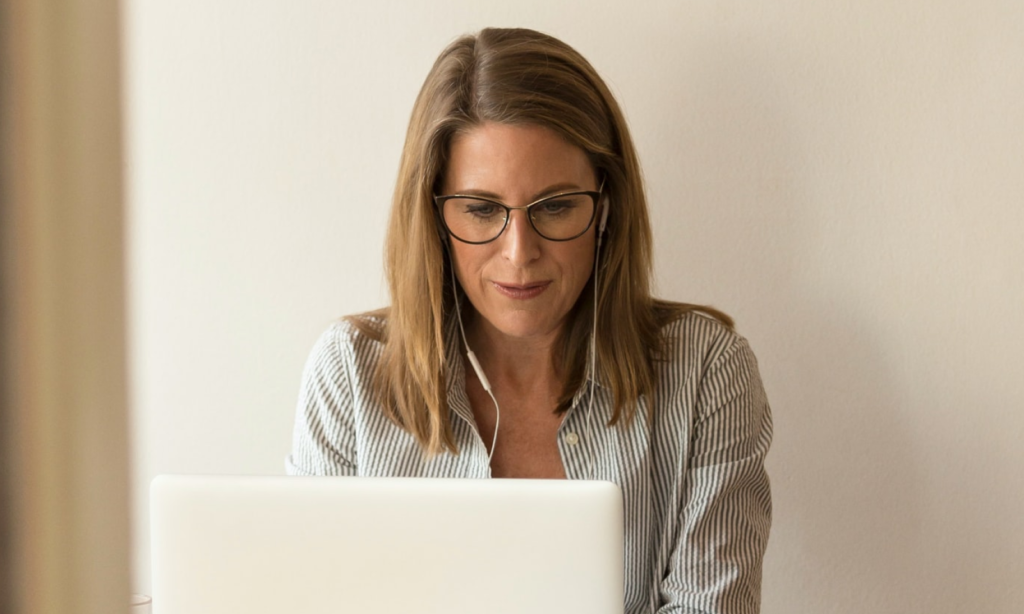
448 182 585 202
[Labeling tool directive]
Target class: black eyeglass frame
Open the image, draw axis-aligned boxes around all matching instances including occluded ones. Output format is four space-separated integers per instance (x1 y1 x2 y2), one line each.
433 189 603 245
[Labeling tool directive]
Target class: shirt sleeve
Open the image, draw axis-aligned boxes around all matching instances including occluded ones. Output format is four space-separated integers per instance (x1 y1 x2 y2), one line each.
658 335 773 613
285 324 359 476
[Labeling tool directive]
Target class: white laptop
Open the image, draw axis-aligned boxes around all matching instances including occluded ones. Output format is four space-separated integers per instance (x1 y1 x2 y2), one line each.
150 475 624 614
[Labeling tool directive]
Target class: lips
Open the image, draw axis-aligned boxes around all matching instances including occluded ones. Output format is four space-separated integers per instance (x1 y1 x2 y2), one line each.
492 281 551 300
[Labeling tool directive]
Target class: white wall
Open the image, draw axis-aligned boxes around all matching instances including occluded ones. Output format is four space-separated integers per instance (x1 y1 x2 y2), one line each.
125 1 1024 611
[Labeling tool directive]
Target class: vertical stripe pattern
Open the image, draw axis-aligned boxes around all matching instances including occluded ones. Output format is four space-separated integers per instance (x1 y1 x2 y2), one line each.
287 311 772 613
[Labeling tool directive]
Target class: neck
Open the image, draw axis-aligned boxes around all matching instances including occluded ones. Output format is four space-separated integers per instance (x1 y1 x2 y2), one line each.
463 314 564 393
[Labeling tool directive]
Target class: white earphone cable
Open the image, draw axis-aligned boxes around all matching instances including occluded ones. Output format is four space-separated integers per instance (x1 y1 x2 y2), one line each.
582 216 606 481
448 256 501 465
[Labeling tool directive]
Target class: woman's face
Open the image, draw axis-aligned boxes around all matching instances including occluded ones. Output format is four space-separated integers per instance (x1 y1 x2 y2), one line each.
441 122 599 345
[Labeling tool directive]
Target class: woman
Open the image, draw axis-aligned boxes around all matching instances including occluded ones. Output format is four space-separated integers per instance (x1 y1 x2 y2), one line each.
288 28 772 614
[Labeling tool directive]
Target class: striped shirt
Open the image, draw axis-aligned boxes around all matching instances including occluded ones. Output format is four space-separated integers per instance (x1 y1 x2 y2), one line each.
287 311 772 614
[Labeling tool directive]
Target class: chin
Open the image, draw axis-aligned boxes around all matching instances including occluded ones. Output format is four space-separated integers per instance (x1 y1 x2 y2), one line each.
489 314 566 341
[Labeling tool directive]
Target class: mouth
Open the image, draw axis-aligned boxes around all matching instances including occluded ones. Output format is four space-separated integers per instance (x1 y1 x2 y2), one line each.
492 281 551 300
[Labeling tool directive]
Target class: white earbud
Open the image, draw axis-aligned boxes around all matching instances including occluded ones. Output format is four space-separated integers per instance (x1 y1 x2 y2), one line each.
595 195 610 257
598 195 610 235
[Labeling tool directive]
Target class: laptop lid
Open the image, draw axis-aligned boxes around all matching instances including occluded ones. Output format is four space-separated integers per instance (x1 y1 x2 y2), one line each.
151 475 624 614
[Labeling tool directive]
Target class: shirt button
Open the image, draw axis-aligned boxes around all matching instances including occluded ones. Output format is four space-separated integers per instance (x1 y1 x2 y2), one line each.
565 432 579 446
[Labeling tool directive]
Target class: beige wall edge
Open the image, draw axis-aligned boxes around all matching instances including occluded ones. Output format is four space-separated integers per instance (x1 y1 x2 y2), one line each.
1 1 130 613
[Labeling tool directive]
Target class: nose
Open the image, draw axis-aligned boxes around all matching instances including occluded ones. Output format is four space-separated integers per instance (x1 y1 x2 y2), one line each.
500 209 541 266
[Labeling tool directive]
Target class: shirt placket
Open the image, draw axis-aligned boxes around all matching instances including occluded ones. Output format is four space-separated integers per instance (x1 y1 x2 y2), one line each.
557 379 604 480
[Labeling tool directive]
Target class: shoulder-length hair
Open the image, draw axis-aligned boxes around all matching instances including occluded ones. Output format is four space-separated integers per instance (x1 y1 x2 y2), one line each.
353 27 731 455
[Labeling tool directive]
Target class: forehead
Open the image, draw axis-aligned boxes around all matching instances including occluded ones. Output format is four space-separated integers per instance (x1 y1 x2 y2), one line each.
442 122 596 196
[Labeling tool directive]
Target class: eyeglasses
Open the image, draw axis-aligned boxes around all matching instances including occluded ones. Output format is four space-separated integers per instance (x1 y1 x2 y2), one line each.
434 189 601 244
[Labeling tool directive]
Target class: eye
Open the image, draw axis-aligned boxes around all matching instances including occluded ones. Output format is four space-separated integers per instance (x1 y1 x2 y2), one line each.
463 201 503 219
534 198 579 217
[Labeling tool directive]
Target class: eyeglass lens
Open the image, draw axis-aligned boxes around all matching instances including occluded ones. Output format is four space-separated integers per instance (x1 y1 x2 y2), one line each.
442 193 595 243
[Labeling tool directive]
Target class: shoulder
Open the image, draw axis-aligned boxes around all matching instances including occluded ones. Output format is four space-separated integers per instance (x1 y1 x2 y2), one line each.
327 311 387 345
305 313 387 372
649 310 770 445
657 309 752 368
651 309 766 408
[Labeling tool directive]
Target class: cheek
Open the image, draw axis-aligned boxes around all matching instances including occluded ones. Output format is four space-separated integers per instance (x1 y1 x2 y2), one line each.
448 242 485 288
557 243 596 291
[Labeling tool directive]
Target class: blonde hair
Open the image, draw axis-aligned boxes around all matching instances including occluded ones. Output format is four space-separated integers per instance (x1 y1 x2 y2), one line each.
352 28 732 455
